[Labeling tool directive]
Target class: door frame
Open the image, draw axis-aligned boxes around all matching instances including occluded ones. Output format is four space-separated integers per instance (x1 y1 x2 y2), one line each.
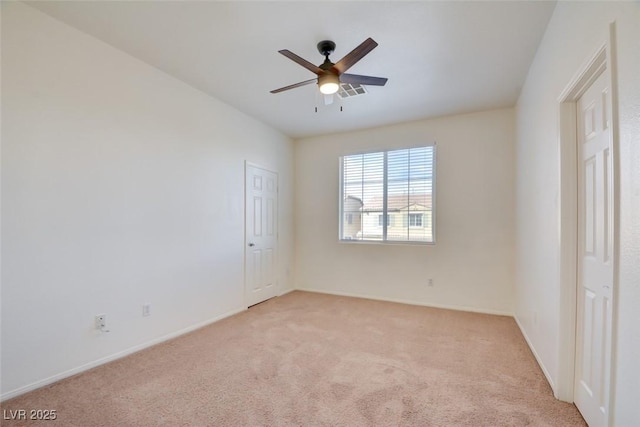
556 22 620 424
244 161 279 308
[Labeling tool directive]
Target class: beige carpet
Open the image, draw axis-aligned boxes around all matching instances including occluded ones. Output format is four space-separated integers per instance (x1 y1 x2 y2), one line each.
2 291 585 426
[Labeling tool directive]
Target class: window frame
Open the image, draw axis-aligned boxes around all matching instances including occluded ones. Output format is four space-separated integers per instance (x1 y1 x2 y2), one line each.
338 144 436 245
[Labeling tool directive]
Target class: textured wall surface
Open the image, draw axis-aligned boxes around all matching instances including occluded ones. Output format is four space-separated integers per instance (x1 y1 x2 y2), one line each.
295 108 516 315
515 2 640 423
1 2 294 398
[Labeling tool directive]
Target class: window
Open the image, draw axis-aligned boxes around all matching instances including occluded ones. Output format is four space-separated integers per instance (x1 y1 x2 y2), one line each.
409 213 423 227
378 214 394 227
339 145 435 243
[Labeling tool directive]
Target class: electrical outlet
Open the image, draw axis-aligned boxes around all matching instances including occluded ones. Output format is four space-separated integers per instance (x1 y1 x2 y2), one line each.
95 314 106 330
428 278 434 287
142 304 151 317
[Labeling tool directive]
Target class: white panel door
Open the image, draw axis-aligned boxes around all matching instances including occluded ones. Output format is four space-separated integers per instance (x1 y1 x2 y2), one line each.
245 164 278 307
574 70 613 427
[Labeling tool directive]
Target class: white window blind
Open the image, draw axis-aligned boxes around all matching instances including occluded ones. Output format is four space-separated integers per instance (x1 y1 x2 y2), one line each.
339 145 435 243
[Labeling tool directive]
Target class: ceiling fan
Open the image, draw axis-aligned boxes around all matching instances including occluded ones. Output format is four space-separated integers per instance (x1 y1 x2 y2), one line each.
270 38 388 96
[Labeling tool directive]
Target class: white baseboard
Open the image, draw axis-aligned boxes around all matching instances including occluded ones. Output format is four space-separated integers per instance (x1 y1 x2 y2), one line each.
296 287 513 317
514 314 557 395
1 307 246 402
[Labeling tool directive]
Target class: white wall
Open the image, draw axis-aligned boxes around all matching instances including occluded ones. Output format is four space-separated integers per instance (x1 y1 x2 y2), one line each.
1 2 294 399
515 2 640 424
295 108 515 315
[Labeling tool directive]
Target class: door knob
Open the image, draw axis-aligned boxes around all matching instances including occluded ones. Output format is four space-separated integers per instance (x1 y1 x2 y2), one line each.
248 243 255 247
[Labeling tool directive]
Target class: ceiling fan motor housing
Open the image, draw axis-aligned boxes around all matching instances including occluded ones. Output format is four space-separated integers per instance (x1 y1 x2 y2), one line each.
317 40 336 57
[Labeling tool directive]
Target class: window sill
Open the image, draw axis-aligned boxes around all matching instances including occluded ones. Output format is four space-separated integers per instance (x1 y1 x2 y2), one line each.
339 239 435 246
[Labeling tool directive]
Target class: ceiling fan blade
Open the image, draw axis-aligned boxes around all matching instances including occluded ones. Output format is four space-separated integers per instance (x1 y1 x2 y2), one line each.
333 38 378 74
278 50 323 75
270 78 317 94
340 73 388 86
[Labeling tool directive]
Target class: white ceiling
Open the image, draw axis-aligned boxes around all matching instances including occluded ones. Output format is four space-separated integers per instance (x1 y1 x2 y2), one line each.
27 1 556 139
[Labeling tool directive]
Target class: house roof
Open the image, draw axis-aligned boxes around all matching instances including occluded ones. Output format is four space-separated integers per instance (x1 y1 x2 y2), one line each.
362 194 433 212
344 195 363 206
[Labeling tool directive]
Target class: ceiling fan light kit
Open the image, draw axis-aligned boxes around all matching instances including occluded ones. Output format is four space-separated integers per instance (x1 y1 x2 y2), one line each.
270 37 388 99
318 74 340 94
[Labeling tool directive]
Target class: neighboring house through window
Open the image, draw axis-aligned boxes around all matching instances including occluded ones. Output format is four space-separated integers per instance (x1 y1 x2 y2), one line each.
339 145 435 243
341 196 363 240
